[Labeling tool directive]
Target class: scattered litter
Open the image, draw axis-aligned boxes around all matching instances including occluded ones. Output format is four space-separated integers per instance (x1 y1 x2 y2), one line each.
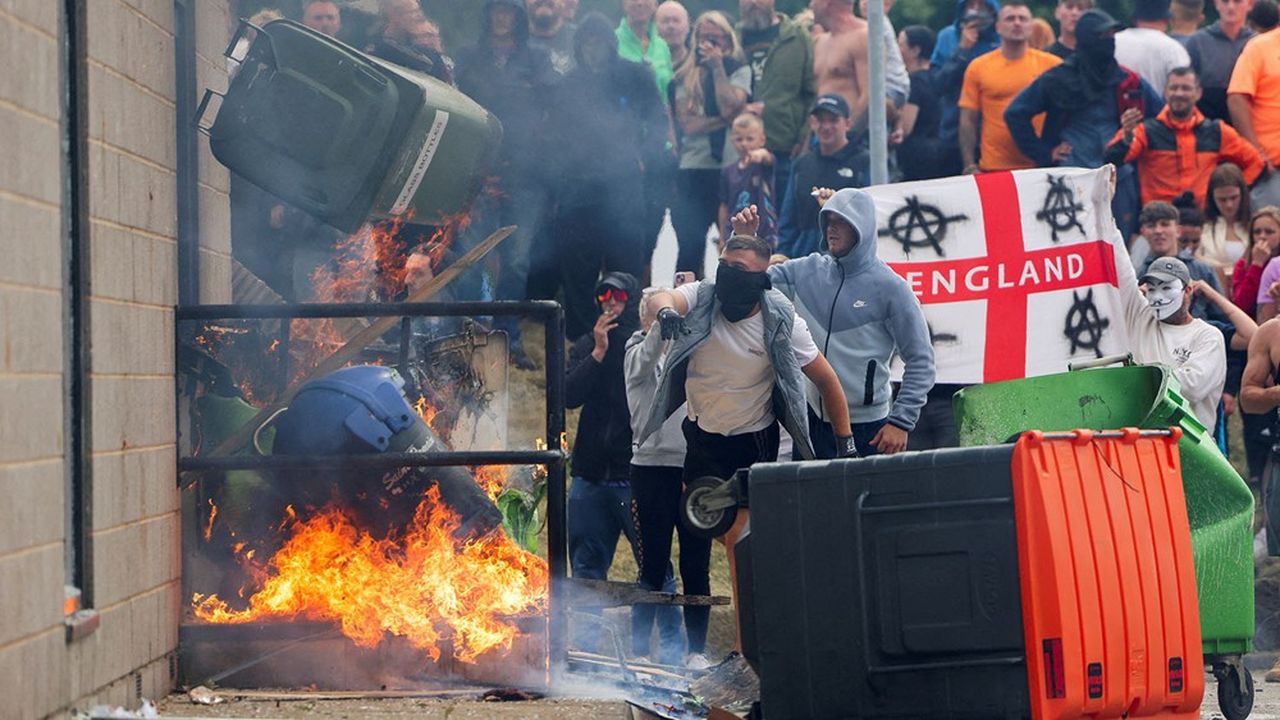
481 687 545 702
187 686 225 705
81 699 159 718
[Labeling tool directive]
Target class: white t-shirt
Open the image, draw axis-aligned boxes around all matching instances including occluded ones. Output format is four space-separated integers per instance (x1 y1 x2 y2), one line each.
1115 28 1191 96
675 281 820 435
1115 246 1227 429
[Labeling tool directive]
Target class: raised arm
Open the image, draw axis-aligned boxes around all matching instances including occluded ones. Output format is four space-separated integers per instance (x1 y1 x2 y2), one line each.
1193 279 1258 348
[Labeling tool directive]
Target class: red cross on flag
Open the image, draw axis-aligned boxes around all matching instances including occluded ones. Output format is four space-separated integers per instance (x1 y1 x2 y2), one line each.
873 167 1131 384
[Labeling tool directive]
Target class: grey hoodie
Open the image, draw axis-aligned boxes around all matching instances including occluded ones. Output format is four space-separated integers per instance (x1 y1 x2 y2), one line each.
624 328 686 467
768 188 935 430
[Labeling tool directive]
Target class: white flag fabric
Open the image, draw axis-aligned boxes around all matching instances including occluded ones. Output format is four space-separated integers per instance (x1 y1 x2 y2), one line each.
871 166 1131 384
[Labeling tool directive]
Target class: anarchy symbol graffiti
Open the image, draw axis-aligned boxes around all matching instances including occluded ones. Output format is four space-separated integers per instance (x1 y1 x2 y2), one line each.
928 323 959 346
1035 175 1087 243
1063 289 1110 358
877 196 968 257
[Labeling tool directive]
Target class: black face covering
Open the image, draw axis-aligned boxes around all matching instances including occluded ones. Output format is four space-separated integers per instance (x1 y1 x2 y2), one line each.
714 264 772 322
1076 35 1117 94
1044 12 1121 110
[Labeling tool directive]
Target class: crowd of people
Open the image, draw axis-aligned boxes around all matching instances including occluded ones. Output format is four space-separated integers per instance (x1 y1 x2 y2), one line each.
231 0 1280 671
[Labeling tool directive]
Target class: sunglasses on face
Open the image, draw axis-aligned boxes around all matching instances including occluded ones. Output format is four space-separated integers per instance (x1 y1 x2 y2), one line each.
597 288 630 304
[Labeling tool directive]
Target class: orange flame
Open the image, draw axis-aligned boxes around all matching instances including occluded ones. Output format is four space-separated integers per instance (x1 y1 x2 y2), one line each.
191 487 547 663
413 396 438 430
203 498 218 542
472 466 507 501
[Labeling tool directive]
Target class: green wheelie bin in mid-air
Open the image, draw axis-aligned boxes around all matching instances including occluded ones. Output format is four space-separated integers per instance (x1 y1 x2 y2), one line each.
952 357 1256 718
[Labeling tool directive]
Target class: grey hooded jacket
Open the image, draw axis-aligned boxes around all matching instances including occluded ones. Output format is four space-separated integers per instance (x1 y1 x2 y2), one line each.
624 328 686 468
635 281 815 460
769 188 935 430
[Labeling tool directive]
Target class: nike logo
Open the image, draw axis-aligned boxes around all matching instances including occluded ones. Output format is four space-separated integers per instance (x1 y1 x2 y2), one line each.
852 300 867 308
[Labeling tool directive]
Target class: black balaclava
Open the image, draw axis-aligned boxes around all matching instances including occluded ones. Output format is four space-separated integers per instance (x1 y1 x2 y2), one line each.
483 0 530 48
573 12 619 73
1045 9 1121 109
1075 11 1120 94
714 264 772 323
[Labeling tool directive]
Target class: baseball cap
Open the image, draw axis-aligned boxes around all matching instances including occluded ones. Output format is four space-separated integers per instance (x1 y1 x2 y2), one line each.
1141 257 1192 286
1076 9 1123 38
811 93 851 119
1132 0 1172 21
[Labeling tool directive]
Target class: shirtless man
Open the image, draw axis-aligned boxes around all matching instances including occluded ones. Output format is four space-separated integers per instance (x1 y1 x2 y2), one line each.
1242 316 1280 670
811 0 870 131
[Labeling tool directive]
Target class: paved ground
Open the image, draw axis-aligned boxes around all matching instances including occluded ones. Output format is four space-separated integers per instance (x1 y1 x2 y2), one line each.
148 668 1280 719
155 694 630 718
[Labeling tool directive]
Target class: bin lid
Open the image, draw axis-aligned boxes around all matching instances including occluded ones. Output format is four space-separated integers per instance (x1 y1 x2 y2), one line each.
953 365 1173 446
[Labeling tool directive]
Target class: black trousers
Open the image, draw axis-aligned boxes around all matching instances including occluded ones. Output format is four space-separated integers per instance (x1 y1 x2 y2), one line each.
678 418 780 650
907 387 962 451
672 168 722 277
632 464 709 656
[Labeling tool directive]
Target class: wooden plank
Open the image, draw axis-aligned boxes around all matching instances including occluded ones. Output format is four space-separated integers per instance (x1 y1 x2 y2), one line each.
567 650 697 681
215 688 484 701
567 578 730 608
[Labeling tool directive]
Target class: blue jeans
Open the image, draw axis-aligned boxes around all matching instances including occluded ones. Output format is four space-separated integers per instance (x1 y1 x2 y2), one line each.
568 478 682 660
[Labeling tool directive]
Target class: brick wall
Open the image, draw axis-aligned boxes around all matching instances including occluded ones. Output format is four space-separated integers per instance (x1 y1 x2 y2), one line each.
0 0 231 716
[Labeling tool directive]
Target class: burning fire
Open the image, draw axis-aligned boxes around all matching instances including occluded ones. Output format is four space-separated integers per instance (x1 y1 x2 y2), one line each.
192 487 547 663
413 396 438 430
284 211 471 384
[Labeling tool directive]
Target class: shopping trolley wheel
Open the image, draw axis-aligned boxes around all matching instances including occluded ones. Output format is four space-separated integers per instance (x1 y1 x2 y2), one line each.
1217 660 1254 720
680 476 738 539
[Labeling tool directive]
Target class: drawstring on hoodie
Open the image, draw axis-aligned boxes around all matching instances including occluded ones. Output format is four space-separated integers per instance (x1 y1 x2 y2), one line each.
818 267 845 420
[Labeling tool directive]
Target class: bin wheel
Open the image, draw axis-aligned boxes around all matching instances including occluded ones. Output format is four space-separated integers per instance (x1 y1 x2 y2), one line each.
1218 662 1254 720
681 476 738 539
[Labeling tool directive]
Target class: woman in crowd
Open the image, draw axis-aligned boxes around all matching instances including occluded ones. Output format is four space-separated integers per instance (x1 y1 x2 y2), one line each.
1200 163 1254 285
1247 208 1280 321
669 10 750 277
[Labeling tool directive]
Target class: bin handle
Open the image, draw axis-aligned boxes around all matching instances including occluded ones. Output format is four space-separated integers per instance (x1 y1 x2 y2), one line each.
223 18 278 66
193 89 223 137
1068 353 1134 372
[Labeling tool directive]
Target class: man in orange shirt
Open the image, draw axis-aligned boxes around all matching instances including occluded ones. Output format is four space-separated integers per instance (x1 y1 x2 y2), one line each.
1228 24 1280 207
1106 66 1263 206
958 1 1062 173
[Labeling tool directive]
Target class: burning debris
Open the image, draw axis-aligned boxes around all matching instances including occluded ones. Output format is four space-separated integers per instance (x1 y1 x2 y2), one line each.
192 485 547 663
187 364 546 666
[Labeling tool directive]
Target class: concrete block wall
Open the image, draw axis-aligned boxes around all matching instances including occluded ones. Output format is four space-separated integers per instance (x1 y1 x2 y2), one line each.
0 0 232 716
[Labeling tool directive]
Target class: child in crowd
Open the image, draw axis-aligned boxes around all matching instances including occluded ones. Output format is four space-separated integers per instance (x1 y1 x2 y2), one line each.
718 113 778 250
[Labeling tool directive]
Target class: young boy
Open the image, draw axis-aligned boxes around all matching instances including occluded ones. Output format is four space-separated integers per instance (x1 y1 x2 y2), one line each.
719 113 778 249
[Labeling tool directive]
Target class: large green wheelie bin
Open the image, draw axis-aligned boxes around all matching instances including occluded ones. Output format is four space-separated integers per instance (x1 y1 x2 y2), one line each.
201 19 502 233
952 357 1256 718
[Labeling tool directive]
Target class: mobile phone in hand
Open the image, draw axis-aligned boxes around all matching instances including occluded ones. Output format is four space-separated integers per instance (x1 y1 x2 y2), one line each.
674 271 696 287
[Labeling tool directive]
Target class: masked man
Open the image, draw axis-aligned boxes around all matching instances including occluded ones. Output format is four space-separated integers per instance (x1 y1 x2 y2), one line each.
1119 255 1226 428
639 233 853 663
738 189 935 457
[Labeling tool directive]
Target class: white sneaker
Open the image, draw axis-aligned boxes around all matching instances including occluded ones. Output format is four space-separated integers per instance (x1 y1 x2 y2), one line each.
686 652 712 670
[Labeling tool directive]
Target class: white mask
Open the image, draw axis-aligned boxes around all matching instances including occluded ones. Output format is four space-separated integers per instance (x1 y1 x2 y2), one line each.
1145 278 1185 321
